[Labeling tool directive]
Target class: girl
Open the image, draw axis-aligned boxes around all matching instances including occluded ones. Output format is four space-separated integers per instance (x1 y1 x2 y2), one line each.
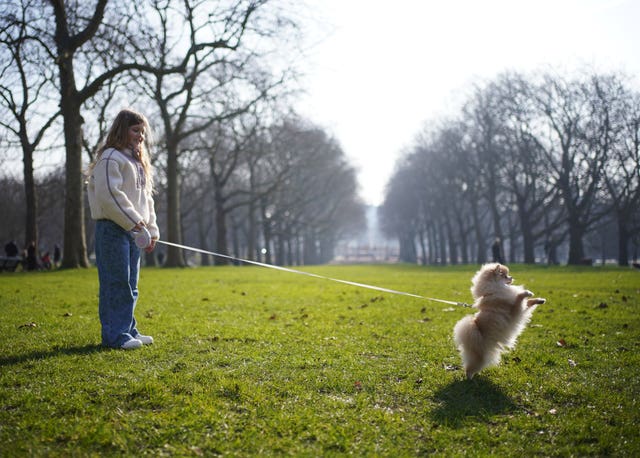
87 109 160 350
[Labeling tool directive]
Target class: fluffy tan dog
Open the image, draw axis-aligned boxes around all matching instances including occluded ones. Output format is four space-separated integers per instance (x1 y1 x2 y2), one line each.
453 263 545 379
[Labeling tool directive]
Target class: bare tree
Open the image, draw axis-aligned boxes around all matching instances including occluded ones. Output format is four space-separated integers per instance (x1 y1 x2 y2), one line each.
463 83 508 255
533 73 619 264
0 0 60 251
380 70 639 266
2 0 270 267
262 118 365 265
135 0 297 267
379 159 420 264
493 73 562 263
603 84 640 265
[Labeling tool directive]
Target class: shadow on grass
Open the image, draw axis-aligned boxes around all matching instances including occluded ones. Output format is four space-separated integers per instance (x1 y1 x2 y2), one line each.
0 344 106 367
431 377 517 427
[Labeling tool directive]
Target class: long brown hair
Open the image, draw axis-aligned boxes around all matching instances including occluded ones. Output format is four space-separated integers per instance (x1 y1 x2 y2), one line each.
90 108 154 193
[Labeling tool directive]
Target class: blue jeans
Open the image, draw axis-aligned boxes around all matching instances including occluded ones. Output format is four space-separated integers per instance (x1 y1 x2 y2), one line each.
95 219 141 347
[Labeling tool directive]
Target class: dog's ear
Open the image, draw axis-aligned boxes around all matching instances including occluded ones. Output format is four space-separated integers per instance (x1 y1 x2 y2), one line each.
494 265 501 275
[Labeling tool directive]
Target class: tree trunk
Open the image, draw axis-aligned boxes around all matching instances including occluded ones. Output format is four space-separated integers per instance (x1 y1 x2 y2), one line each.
471 198 486 264
319 237 334 264
247 200 256 261
455 214 469 264
230 216 240 265
275 231 285 265
60 89 89 268
22 144 37 250
427 223 437 264
214 187 229 265
520 209 536 264
303 231 316 265
487 176 504 245
398 230 417 264
197 210 211 266
260 198 272 265
438 222 447 265
616 211 630 266
445 216 458 265
164 143 186 267
567 218 585 265
418 229 427 266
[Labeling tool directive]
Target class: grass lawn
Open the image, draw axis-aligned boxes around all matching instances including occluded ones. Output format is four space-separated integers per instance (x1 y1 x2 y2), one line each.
0 264 638 456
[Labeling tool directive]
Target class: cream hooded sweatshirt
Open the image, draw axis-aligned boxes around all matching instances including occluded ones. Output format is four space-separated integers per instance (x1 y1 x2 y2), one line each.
87 147 160 239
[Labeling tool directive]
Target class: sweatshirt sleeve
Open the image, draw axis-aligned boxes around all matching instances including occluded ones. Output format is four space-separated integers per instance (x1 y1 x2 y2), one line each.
93 152 144 231
146 194 160 239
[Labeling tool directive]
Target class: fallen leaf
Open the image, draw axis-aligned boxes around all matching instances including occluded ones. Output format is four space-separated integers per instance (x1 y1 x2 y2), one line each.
63 312 73 317
18 322 37 328
557 338 567 347
568 358 577 367
548 408 558 415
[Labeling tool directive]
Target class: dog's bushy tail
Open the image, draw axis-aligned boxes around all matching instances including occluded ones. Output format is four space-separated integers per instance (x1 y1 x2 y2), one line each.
453 315 481 350
453 315 501 379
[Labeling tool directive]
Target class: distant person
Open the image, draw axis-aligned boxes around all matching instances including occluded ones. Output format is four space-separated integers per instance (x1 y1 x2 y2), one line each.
26 241 38 271
53 244 61 268
4 240 18 258
491 238 503 264
544 238 559 265
41 251 52 270
87 108 159 350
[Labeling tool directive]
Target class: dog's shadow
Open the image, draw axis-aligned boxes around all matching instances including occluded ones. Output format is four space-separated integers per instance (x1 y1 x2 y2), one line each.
431 377 517 428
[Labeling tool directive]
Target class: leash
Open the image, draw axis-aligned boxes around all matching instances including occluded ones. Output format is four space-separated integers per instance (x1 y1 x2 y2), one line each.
135 229 470 308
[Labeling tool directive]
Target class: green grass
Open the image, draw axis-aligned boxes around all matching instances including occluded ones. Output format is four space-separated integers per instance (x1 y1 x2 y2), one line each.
1 264 638 456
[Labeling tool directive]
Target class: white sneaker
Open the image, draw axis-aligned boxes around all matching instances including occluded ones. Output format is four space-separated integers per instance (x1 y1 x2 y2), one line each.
121 338 143 350
135 334 154 345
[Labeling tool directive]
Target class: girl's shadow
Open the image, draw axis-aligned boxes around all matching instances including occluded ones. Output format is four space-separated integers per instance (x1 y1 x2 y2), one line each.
431 377 517 427
0 344 105 367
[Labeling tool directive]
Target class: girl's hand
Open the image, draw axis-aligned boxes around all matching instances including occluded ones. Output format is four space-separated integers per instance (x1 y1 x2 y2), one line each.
145 239 157 253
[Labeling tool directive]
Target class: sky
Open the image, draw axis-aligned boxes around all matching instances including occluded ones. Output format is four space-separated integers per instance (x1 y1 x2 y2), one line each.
296 0 640 206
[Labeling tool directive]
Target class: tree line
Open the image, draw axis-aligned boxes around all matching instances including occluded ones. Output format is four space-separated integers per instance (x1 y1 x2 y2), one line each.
379 71 640 266
0 0 365 268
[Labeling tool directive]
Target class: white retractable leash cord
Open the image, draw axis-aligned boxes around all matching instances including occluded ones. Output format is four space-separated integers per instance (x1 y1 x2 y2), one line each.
133 227 471 308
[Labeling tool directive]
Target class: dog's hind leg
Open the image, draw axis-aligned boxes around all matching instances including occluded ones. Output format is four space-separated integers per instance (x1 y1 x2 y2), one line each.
463 348 485 380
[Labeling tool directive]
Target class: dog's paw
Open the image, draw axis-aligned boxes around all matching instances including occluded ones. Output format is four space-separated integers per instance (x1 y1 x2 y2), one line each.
527 298 545 307
523 290 534 297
